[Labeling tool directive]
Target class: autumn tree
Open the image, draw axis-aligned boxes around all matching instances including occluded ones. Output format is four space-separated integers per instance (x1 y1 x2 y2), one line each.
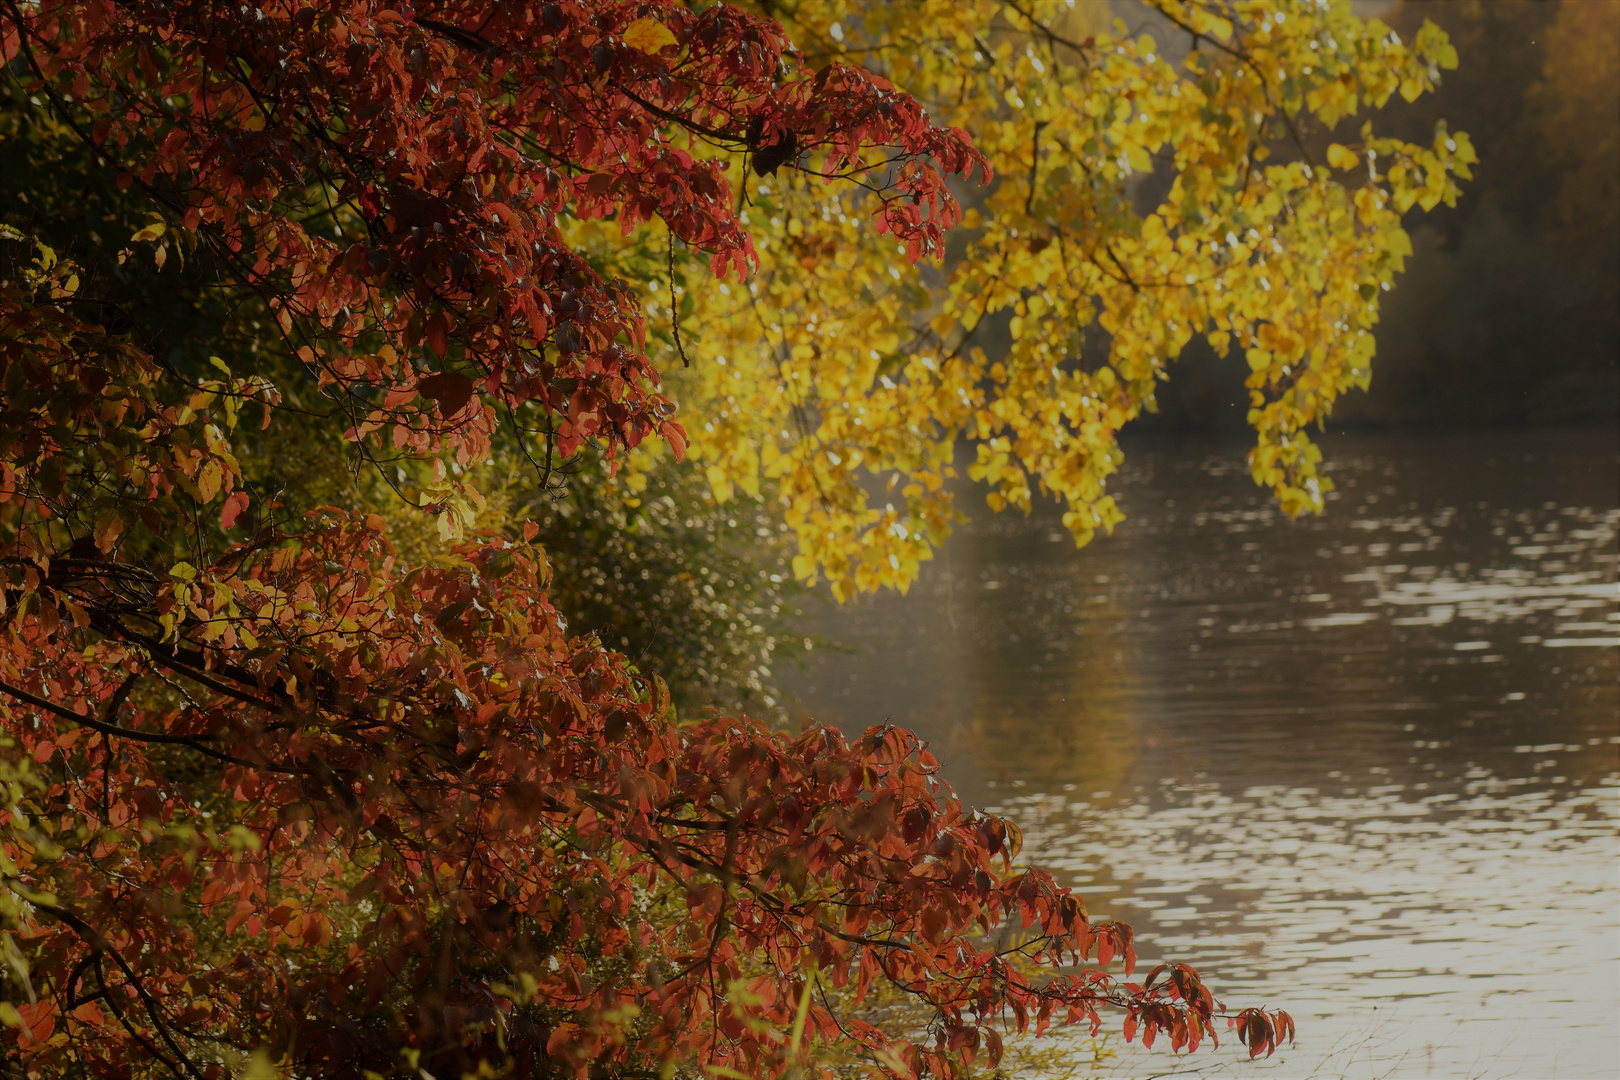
619 0 1472 600
0 1 1310 1078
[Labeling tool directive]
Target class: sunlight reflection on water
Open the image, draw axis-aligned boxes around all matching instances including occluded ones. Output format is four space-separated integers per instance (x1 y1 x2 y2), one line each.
786 429 1619 1078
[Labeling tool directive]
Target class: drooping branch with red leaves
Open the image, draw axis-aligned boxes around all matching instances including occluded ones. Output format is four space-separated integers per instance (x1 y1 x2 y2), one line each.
0 516 1290 1077
0 0 1290 1076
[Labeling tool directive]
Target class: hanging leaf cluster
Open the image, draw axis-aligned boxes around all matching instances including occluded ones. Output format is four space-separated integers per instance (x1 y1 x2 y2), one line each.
640 0 1473 599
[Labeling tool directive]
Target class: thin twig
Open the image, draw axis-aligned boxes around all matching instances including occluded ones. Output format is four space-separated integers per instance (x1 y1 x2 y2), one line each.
667 231 693 368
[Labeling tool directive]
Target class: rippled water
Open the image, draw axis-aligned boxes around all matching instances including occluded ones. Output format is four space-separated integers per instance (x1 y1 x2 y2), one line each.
785 429 1619 1078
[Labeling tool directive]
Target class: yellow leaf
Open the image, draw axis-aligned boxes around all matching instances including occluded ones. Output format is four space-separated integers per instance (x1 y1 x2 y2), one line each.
623 17 677 54
59 597 89 628
241 1048 283 1080
94 510 125 553
130 213 168 243
705 464 733 504
1326 143 1357 170
197 460 223 503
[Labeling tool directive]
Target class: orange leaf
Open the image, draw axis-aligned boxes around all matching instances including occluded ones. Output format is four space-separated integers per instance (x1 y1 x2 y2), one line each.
623 17 677 55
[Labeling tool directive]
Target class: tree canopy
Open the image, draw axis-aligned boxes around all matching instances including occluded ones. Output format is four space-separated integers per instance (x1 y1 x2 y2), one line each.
0 0 1465 1076
638 0 1470 599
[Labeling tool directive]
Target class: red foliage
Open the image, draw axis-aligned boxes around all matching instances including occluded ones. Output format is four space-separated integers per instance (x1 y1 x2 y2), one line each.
3 0 981 465
0 518 1286 1076
0 0 1289 1076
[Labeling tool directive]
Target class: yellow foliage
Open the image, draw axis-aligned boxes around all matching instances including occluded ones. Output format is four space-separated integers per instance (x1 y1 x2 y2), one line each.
582 0 1469 601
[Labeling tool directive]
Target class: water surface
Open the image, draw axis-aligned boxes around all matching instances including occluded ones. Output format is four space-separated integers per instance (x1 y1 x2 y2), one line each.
785 428 1619 1079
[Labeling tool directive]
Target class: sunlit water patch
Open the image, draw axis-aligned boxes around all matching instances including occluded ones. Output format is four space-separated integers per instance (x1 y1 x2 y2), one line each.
786 429 1619 1078
994 774 1618 1078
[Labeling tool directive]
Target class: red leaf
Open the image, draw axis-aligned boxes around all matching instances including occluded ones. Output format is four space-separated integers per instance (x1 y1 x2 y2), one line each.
220 490 250 529
417 371 475 417
15 1001 55 1046
662 419 688 461
424 313 450 358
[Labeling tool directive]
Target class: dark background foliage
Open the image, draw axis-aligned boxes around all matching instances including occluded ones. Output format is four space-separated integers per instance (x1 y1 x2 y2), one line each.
1146 0 1619 430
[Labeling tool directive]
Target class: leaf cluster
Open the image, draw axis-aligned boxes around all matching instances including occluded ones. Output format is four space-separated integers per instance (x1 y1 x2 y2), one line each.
661 0 1474 599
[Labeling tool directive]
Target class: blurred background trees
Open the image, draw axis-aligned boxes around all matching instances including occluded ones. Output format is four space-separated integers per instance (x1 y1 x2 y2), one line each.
1363 0 1618 425
1151 0 1620 428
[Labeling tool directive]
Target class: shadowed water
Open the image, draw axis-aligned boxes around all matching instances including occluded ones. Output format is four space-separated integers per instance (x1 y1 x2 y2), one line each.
785 428 1619 1079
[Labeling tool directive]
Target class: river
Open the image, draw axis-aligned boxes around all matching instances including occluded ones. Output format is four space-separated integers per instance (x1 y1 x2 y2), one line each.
782 427 1619 1079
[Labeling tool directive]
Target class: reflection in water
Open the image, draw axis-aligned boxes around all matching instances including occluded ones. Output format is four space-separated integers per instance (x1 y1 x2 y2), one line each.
785 429 1619 1078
